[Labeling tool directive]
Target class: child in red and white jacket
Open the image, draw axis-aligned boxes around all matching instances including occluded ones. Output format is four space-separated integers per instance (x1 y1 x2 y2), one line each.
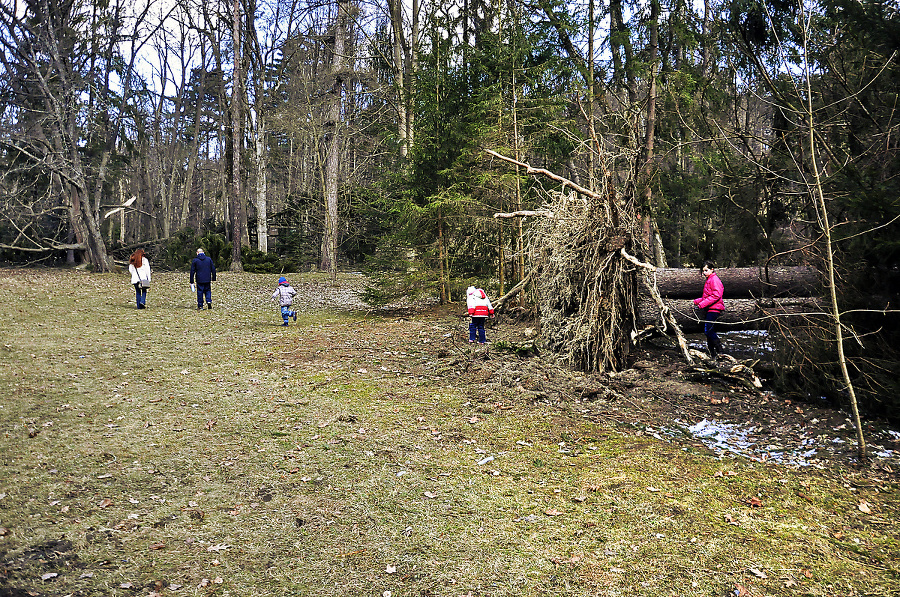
466 286 494 344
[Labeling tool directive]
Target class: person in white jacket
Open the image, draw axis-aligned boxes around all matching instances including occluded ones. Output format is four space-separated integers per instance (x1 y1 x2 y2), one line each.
128 248 151 309
466 286 494 344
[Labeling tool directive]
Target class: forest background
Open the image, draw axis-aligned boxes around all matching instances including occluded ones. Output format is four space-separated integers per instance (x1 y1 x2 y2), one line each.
0 0 899 419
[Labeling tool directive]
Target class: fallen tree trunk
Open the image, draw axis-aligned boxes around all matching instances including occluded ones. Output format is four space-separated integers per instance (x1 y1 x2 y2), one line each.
654 266 819 299
641 297 823 333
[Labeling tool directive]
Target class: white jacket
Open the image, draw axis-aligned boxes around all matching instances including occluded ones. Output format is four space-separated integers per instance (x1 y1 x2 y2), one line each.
272 284 297 307
466 286 494 317
129 257 151 284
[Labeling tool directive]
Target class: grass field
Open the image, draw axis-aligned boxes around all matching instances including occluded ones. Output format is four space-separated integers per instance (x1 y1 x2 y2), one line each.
0 268 898 597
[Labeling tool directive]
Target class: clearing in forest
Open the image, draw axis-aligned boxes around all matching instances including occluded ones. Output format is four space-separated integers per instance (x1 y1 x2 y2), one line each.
0 269 897 597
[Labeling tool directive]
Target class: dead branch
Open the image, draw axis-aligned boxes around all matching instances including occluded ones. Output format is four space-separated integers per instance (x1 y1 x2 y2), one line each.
493 210 554 219
495 273 533 310
0 242 85 252
621 248 694 365
485 149 605 202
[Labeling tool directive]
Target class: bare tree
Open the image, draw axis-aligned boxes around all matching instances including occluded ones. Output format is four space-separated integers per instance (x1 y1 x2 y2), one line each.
320 0 349 276
0 0 159 269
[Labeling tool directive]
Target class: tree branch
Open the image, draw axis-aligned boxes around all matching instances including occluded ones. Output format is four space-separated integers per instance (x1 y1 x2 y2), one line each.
485 149 604 202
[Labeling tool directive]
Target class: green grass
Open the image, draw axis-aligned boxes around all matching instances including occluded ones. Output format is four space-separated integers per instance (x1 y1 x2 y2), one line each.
0 268 898 596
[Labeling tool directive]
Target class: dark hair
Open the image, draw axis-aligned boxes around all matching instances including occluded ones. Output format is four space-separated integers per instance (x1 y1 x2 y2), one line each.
129 248 145 266
701 260 715 271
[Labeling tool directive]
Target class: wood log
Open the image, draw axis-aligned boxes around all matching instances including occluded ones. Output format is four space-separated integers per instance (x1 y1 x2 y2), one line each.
652 266 819 299
640 297 823 333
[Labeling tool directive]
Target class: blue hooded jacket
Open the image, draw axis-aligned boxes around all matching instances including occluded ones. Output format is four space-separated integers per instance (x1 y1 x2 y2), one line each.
190 253 217 284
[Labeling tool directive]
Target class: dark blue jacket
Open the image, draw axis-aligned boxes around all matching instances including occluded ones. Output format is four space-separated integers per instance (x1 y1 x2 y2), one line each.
190 254 217 284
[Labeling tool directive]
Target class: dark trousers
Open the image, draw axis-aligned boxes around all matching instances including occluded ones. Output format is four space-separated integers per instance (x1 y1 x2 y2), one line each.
704 310 723 355
469 317 487 343
196 282 212 307
133 283 148 308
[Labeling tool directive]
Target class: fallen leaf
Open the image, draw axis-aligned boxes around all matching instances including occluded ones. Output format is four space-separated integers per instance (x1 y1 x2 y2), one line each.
749 567 767 578
747 496 763 508
734 584 750 597
119 582 134 589
385 564 397 573
98 498 113 509
41 573 58 581
207 543 232 552
423 491 437 499
150 542 165 550
802 569 813 578
469 416 480 424
213 577 223 584
646 486 661 492
544 508 564 516
858 501 872 514
723 513 738 525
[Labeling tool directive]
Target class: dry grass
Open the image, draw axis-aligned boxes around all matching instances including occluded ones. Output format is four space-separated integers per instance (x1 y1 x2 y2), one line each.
0 268 898 597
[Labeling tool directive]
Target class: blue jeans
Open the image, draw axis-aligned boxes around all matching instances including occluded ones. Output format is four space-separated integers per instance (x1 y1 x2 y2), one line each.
133 283 147 308
196 282 212 308
703 310 721 344
281 306 295 325
469 317 487 343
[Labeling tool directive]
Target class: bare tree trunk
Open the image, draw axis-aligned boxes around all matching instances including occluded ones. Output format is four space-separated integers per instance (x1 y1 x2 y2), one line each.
321 0 348 277
230 0 244 271
438 207 447 304
388 0 408 158
800 20 866 460
254 113 269 253
655 266 819 298
639 0 659 260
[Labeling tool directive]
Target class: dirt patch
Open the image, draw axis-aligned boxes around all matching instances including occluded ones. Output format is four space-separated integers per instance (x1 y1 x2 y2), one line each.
348 300 900 477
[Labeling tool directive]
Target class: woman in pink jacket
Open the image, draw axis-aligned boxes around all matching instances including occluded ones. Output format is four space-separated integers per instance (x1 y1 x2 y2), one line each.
694 260 725 357
466 286 494 344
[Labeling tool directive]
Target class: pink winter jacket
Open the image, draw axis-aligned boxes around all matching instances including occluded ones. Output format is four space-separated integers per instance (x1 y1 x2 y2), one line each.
694 272 725 312
466 287 494 318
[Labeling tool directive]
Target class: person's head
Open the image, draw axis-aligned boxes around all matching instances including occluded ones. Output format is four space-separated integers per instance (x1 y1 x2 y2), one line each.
701 260 715 278
197 248 205 256
129 248 145 266
278 276 287 285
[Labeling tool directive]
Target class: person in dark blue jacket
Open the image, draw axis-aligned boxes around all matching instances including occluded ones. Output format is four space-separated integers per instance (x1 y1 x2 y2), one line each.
190 248 217 310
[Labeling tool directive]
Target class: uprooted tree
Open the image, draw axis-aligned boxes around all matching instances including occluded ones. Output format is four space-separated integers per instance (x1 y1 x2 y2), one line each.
487 149 692 374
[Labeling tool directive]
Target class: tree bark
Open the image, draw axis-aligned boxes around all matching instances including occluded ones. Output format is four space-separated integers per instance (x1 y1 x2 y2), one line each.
230 0 245 271
642 297 823 333
654 266 820 298
254 112 268 253
321 0 348 276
